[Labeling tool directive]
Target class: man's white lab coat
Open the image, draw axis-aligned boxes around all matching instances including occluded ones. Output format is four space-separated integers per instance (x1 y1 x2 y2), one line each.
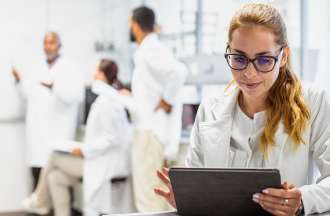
19 57 84 167
131 33 187 160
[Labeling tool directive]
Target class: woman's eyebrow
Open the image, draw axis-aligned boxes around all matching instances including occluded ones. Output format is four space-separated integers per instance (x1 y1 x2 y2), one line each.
232 48 272 56
232 48 246 54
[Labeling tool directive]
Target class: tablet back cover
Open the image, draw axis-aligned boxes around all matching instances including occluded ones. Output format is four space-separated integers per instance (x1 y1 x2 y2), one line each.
169 168 281 216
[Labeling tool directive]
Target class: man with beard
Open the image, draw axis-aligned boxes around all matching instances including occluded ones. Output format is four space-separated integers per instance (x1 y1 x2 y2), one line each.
101 6 188 212
128 6 188 212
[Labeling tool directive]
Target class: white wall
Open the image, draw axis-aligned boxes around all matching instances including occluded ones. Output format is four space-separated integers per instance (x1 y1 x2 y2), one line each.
0 0 133 84
0 0 133 211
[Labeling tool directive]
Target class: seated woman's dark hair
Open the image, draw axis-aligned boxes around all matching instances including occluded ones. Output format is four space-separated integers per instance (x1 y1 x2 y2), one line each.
98 58 131 122
99 59 124 90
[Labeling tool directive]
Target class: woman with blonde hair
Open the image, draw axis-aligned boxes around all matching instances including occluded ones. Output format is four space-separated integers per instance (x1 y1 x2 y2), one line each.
155 3 330 216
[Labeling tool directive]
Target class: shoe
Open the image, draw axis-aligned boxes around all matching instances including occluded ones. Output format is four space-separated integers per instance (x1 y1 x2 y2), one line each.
22 193 50 215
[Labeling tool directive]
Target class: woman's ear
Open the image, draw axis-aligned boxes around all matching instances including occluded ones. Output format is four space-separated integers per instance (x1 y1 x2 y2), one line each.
280 46 289 67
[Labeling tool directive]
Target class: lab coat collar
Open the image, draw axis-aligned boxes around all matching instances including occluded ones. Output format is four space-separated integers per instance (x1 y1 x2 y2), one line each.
91 80 117 96
139 32 158 50
205 85 288 167
210 85 239 120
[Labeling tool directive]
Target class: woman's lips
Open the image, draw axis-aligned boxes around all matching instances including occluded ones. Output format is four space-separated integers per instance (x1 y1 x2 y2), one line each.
242 82 262 89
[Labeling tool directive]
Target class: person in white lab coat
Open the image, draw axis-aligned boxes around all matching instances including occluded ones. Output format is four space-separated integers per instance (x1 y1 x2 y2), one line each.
0 64 30 211
22 59 133 216
96 6 187 212
156 4 330 216
82 60 133 216
13 32 84 187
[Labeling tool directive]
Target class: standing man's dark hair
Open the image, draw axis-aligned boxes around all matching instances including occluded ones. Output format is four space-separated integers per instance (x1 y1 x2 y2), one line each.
132 6 155 32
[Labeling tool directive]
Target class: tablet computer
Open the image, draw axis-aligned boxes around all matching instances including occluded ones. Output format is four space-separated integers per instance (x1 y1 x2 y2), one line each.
169 168 281 216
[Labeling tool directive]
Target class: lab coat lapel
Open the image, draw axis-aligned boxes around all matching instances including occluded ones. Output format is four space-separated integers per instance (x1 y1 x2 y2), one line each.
200 88 239 167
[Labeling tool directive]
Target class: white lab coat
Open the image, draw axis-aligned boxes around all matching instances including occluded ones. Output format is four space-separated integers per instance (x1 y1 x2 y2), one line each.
82 81 133 215
186 84 330 215
97 33 187 160
19 57 84 167
0 67 30 211
132 33 188 160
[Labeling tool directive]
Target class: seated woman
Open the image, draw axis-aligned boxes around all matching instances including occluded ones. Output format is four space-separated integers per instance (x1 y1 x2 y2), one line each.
23 59 133 216
155 3 330 216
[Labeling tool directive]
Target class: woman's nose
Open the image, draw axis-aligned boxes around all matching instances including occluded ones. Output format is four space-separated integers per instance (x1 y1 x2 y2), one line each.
243 63 258 79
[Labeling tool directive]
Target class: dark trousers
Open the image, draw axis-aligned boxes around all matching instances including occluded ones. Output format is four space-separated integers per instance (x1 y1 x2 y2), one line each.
31 167 41 190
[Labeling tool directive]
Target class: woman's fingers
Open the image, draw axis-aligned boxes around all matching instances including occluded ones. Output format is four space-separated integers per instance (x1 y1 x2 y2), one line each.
254 193 297 208
154 188 177 209
262 188 300 199
254 193 282 206
254 194 293 216
282 182 294 190
162 167 169 176
282 182 289 190
253 186 302 216
154 188 170 199
254 195 293 213
157 169 170 185
259 202 288 216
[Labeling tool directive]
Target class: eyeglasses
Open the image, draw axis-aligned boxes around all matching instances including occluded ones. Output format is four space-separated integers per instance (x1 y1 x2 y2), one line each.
224 46 284 73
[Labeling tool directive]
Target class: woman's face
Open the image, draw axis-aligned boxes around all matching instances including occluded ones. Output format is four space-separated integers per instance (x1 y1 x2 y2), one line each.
228 26 288 101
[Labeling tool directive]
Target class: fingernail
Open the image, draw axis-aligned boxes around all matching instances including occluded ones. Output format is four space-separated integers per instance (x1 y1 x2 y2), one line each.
253 194 259 199
252 197 259 203
262 189 269 194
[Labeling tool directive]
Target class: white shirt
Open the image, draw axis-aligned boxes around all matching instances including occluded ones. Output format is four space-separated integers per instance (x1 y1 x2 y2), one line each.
231 103 265 168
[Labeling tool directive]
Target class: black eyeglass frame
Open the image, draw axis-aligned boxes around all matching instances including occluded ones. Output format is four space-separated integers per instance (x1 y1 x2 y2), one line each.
224 45 284 73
